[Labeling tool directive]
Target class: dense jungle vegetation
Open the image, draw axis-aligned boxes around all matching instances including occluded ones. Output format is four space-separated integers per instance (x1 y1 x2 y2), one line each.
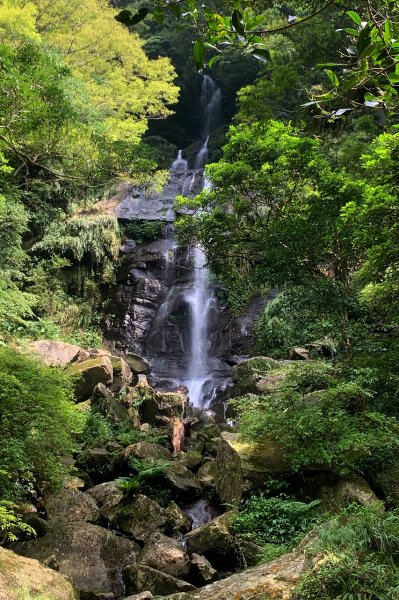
2 0 399 597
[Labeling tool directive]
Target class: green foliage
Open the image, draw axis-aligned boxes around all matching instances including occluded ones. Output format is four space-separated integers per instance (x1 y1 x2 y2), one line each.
115 476 142 496
122 220 165 245
294 505 399 599
0 500 35 543
129 457 171 480
233 361 399 474
81 413 114 447
0 347 84 499
232 492 321 548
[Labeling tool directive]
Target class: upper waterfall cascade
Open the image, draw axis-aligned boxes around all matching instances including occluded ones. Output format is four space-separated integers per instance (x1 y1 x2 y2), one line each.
148 76 224 406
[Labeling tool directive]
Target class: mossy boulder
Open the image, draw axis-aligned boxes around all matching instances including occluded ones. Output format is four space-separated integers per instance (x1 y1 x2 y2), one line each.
185 513 236 569
164 463 201 493
75 446 117 483
215 432 289 505
110 355 133 386
176 451 203 469
230 356 298 397
11 522 139 598
371 460 399 507
0 547 76 600
139 532 190 578
28 339 88 367
123 564 195 597
65 356 113 400
91 382 131 423
45 488 100 523
104 494 167 541
197 460 216 488
164 501 192 534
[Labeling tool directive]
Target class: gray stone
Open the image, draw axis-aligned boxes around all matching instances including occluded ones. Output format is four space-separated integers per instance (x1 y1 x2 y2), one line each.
164 463 201 493
45 488 100 524
86 481 123 507
27 340 86 367
123 564 196 597
196 461 216 488
185 513 236 558
139 532 190 578
190 554 217 584
106 494 167 541
164 502 192 534
65 357 113 400
126 353 152 374
12 522 139 598
0 547 76 600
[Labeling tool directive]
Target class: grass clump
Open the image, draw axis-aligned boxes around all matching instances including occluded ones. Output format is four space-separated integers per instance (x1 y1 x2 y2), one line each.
294 504 399 599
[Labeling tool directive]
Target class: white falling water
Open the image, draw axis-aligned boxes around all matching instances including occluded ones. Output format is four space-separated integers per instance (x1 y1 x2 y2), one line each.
194 136 209 170
171 149 188 174
182 76 221 406
184 247 216 406
201 76 221 136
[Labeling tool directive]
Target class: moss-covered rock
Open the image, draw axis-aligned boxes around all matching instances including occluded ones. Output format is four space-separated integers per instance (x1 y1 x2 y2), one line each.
28 339 88 367
164 501 192 534
139 532 190 578
65 356 113 400
0 547 76 600
164 463 201 493
104 494 167 541
45 488 100 524
185 513 236 562
11 522 139 598
215 432 288 505
123 564 196 597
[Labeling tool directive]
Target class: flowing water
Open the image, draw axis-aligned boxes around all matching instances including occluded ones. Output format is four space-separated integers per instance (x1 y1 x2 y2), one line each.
144 75 228 407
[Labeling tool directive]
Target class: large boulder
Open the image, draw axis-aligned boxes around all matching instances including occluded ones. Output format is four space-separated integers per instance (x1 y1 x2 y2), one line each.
0 547 76 600
75 446 117 482
230 356 282 395
164 501 192 534
104 494 167 541
91 382 131 423
110 355 133 386
139 391 187 425
185 513 236 568
196 461 216 488
65 356 113 400
189 554 217 586
126 353 152 374
27 339 87 367
112 442 171 476
321 474 379 511
12 522 139 598
139 532 190 579
86 480 123 508
45 488 100 523
164 463 201 494
215 432 289 505
123 564 196 597
158 542 314 600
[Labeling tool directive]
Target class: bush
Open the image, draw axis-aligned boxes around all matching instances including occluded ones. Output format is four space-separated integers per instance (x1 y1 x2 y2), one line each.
233 362 399 474
294 505 399 599
0 500 35 543
0 347 84 499
231 493 321 548
122 220 165 245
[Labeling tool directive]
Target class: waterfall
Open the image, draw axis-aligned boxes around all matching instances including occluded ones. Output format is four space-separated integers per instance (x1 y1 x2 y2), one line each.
200 75 221 136
171 149 188 174
143 75 224 408
194 136 209 170
183 247 216 406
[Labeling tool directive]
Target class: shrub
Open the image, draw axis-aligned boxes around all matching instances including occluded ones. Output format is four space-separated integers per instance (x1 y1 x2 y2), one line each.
231 493 321 548
0 500 35 543
0 347 84 499
233 362 399 474
122 220 165 245
294 505 399 599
